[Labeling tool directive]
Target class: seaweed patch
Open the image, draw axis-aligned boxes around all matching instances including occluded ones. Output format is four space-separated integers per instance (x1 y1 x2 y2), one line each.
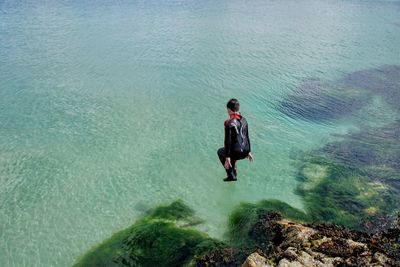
278 65 400 122
339 65 400 112
295 121 400 232
73 200 225 267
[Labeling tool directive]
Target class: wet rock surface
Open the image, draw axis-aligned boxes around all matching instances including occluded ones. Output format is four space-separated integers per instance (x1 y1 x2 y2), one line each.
250 213 400 267
197 212 400 266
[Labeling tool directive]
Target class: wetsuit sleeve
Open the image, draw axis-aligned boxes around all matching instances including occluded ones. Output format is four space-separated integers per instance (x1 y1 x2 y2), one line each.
224 124 232 157
246 124 251 152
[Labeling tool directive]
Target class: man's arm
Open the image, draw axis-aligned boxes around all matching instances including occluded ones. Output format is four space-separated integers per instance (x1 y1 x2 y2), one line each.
224 123 232 157
224 123 234 169
246 122 254 161
246 123 251 152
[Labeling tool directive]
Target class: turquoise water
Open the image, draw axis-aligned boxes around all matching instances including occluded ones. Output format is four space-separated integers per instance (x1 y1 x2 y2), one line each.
1 0 399 266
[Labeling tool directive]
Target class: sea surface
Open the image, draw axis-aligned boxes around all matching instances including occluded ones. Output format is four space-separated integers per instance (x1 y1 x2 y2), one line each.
1 0 399 266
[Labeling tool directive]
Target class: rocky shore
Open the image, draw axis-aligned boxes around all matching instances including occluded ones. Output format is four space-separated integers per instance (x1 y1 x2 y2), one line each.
196 212 400 267
74 200 399 267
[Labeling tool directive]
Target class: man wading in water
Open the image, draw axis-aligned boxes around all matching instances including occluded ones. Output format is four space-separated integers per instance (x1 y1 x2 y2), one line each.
218 98 253 182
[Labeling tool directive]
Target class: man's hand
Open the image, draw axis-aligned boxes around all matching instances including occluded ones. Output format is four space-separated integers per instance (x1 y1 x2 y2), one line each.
224 158 232 169
247 152 254 162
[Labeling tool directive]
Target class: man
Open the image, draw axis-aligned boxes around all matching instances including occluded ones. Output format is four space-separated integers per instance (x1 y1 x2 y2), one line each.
217 98 253 182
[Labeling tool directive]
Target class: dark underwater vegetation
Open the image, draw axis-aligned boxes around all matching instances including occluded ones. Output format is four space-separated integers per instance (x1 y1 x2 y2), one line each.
317 120 400 184
278 79 373 122
339 65 400 112
278 65 400 122
73 200 226 267
296 121 400 231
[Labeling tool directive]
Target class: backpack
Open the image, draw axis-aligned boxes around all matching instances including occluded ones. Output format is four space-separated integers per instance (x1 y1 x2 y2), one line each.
230 118 250 154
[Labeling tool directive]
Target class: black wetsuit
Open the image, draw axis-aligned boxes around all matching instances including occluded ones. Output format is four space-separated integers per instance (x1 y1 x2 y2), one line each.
217 114 251 180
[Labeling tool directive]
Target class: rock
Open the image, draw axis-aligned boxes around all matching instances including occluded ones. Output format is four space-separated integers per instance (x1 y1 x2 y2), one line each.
321 256 343 266
279 222 318 248
241 252 271 267
346 239 367 254
283 247 298 260
194 247 241 266
315 238 367 258
373 252 390 265
311 237 331 248
239 211 400 267
277 259 303 267
297 251 315 266
278 249 329 267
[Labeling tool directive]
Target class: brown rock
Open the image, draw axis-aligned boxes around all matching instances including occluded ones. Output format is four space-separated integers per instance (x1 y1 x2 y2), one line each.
346 239 368 254
241 252 271 267
279 220 318 248
283 247 298 260
297 251 319 266
277 259 303 267
373 252 390 265
322 256 343 266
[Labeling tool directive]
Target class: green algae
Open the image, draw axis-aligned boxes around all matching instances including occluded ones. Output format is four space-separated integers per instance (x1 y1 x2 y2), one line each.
295 121 400 231
227 199 308 249
73 200 225 267
299 163 328 190
317 120 400 183
145 199 204 227
146 200 195 220
298 161 381 228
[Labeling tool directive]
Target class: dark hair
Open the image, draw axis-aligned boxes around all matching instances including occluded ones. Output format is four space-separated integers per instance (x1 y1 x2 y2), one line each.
227 98 240 112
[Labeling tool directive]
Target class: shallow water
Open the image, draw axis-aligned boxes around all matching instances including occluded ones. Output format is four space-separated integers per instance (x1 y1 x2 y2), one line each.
0 0 399 266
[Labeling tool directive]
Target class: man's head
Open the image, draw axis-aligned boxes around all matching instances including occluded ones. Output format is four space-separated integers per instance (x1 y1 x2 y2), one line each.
227 98 240 114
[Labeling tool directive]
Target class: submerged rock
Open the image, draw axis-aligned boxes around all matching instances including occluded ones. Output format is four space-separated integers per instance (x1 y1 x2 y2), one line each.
277 80 371 122
278 65 400 122
339 65 400 112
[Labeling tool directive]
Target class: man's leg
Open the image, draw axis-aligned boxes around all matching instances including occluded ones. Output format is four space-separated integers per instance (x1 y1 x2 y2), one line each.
217 148 226 166
231 152 248 177
231 158 237 177
217 148 236 181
